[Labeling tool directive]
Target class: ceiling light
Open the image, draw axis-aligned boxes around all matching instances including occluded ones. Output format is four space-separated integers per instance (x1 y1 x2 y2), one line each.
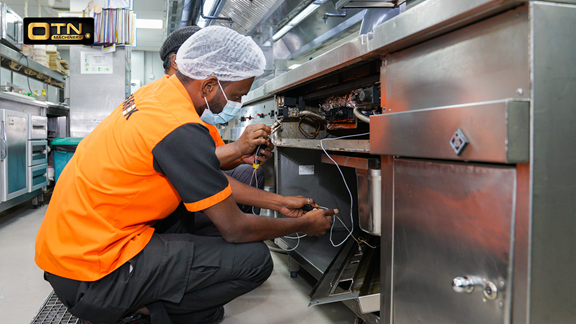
273 3 321 41
136 19 163 29
288 64 302 70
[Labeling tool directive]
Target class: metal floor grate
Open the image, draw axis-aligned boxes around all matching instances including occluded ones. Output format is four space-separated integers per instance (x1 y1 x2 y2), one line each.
30 291 80 324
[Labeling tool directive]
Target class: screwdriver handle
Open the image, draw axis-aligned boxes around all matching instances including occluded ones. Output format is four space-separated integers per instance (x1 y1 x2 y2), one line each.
252 143 267 169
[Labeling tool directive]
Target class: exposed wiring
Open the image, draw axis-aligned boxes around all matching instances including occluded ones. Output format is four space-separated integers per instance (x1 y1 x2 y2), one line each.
18 54 33 94
334 214 378 249
320 132 370 247
249 147 308 252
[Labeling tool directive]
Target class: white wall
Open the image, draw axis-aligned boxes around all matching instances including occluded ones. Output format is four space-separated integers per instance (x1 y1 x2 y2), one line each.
130 50 165 93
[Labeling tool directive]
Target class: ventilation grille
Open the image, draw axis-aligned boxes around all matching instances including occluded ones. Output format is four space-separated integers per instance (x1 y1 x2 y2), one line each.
30 291 80 324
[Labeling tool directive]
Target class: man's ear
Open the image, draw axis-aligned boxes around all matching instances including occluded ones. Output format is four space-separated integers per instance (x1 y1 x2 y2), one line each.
170 54 178 71
200 77 219 98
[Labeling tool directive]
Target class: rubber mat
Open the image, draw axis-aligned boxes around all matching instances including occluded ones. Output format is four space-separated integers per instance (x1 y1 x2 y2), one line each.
30 291 80 324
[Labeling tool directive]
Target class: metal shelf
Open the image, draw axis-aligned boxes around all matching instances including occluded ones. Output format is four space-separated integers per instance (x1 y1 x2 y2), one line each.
0 44 66 86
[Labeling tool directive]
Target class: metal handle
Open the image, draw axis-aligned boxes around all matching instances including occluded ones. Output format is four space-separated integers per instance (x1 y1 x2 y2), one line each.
452 276 500 300
0 120 6 161
452 276 483 293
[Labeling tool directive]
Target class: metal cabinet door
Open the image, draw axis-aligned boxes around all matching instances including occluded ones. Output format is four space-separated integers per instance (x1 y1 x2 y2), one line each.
393 159 515 324
1 109 29 201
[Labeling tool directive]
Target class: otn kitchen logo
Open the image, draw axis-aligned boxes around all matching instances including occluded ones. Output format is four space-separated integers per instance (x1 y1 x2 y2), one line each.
24 18 94 45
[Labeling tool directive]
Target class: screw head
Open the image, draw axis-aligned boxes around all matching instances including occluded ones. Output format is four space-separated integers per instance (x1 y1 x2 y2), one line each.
517 88 524 96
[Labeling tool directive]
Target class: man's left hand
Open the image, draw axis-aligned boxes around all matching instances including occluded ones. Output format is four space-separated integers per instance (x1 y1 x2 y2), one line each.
241 138 274 166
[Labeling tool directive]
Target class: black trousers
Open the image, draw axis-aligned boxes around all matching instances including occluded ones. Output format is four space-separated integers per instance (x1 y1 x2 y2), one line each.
45 210 273 324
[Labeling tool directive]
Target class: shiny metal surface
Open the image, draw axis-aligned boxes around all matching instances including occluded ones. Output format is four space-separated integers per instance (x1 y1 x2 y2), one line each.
379 155 393 323
284 10 366 61
219 98 276 142
320 154 379 170
393 159 515 324
263 0 523 95
309 237 380 313
370 100 530 163
28 115 47 140
529 3 576 323
0 109 28 201
452 276 486 294
69 47 129 137
0 3 22 50
385 6 529 112
276 138 370 152
27 140 47 167
27 163 47 192
356 168 381 236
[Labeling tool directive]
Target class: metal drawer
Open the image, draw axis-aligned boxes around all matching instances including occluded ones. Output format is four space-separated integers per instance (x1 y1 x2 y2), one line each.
370 99 529 163
28 115 47 140
27 140 48 166
28 163 48 192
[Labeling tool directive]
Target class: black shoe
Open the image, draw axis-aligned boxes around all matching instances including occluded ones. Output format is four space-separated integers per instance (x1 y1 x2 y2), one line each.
197 306 224 324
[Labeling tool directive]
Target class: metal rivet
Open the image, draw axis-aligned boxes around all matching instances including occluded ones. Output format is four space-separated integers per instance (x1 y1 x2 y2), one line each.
499 280 505 288
388 108 392 111
517 88 524 96
499 301 504 308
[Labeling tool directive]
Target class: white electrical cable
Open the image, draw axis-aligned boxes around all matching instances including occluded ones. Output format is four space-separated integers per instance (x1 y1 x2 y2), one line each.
320 132 371 247
248 147 305 252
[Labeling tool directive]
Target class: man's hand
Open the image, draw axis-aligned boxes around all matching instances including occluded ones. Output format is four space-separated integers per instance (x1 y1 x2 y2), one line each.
240 138 274 165
279 196 318 218
300 208 337 236
234 124 271 156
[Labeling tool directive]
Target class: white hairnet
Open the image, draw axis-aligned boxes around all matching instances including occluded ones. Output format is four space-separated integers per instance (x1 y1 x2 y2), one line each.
175 26 266 82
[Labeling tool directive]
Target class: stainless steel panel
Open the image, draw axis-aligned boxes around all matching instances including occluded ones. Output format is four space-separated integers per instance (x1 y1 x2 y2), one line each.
357 168 381 236
529 3 576 323
27 140 48 166
69 46 128 137
0 109 28 201
393 159 515 324
370 100 530 163
321 154 379 170
277 138 370 152
379 155 393 324
27 163 48 192
385 6 529 112
28 115 48 139
220 98 276 142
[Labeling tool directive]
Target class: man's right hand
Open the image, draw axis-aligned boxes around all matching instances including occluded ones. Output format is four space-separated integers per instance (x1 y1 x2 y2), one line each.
300 208 338 236
235 124 272 156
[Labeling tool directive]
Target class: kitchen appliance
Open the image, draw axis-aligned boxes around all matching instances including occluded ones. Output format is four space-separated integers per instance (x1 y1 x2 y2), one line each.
1 109 29 201
0 3 23 51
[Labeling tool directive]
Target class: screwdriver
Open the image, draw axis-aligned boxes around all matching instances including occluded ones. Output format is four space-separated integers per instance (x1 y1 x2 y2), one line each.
252 143 266 169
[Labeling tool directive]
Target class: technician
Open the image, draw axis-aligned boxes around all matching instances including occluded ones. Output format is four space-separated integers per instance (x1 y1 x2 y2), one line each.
35 26 336 324
160 26 272 236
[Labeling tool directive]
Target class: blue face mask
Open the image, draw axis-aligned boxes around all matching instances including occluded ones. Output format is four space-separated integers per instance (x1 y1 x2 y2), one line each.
200 80 242 125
